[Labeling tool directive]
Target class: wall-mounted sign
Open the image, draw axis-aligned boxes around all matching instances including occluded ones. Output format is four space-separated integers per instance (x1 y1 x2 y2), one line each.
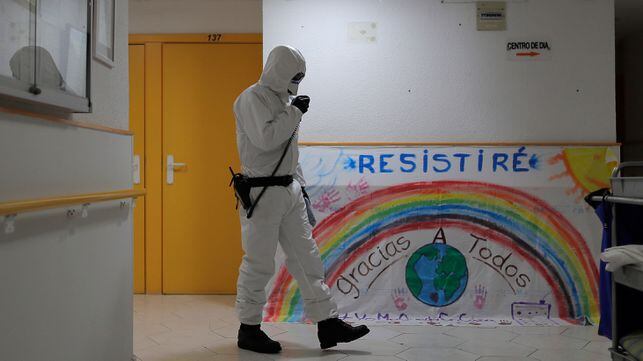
348 22 377 43
507 40 552 61
477 1 506 31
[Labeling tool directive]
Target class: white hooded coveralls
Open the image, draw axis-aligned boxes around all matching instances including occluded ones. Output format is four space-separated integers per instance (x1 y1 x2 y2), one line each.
233 45 338 325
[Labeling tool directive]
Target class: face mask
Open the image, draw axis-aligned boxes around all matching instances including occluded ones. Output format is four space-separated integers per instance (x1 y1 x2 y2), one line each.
288 72 305 95
287 82 299 96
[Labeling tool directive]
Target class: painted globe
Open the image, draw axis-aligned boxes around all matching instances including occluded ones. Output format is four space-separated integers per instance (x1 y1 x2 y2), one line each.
405 243 468 307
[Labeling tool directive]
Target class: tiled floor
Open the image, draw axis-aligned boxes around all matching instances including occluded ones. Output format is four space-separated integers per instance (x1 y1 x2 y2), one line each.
133 295 612 361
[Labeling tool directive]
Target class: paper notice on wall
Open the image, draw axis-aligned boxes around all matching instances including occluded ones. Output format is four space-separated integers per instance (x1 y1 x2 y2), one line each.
477 2 506 31
348 22 377 43
507 40 552 61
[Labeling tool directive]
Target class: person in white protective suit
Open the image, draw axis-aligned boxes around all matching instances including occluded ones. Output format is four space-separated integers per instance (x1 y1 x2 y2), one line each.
232 45 370 354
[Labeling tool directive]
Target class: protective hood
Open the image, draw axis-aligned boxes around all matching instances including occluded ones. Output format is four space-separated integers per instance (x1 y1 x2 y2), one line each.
258 45 306 96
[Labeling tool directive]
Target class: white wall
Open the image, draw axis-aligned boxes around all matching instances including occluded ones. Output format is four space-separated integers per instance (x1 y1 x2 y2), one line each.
129 0 262 34
264 0 616 143
0 0 133 360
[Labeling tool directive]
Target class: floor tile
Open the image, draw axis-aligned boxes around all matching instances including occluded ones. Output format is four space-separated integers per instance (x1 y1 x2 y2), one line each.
476 356 538 361
334 339 409 356
209 354 272 361
397 346 478 361
340 356 403 361
161 317 213 333
134 321 174 337
360 326 402 341
582 340 612 356
265 347 348 361
134 344 217 361
204 336 326 360
172 308 215 321
135 310 183 324
271 323 316 334
383 325 450 334
441 326 518 342
511 334 589 350
149 329 225 348
270 328 320 346
268 325 321 349
203 338 245 355
211 324 243 338
208 318 234 331
561 326 609 342
211 323 286 339
531 348 611 361
260 324 288 337
457 339 536 357
134 334 161 352
389 333 465 348
502 326 568 335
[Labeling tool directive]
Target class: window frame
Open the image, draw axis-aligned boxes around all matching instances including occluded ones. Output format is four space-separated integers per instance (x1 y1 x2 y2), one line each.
0 0 93 113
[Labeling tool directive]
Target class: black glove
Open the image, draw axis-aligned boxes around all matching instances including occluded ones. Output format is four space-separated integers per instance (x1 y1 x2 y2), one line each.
291 95 310 114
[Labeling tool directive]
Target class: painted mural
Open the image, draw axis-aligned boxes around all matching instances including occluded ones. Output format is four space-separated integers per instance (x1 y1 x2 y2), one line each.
264 146 619 326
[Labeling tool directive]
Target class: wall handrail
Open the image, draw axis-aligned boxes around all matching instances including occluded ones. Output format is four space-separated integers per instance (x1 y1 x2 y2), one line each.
0 106 133 136
0 189 146 216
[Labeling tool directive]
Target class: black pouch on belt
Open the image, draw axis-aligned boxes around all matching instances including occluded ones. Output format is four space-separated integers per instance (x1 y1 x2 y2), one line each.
229 167 253 211
229 168 294 211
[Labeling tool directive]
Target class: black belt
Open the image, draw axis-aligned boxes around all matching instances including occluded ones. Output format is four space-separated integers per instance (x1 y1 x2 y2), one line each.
246 175 293 188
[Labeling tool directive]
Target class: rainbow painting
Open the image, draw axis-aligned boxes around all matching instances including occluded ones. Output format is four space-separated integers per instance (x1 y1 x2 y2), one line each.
264 180 600 324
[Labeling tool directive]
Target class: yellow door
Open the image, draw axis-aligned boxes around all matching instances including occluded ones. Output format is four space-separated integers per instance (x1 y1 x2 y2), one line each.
162 43 262 293
129 45 146 294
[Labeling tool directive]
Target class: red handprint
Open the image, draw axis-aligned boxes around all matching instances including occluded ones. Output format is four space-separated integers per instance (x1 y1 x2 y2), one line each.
392 288 409 311
346 178 370 200
473 284 487 310
312 189 341 213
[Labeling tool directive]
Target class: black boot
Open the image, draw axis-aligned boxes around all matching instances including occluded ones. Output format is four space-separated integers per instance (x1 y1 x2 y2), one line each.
317 318 370 349
237 324 282 354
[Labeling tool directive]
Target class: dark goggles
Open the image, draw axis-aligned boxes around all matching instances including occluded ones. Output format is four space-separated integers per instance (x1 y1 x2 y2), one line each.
291 72 305 84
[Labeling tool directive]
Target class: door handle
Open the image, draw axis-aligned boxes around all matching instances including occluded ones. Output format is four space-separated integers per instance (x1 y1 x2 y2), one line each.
167 155 187 184
133 155 141 185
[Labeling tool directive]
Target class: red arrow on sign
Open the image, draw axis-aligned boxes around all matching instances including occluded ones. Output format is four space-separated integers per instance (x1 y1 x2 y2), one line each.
516 51 540 57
